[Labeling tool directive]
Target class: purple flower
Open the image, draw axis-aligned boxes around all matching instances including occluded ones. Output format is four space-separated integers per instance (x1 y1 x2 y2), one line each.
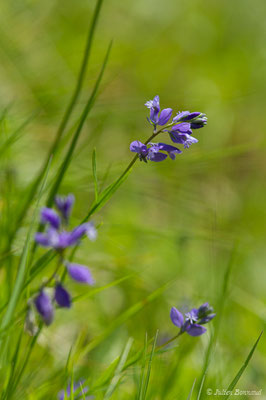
130 141 149 162
58 380 93 400
35 223 97 250
67 263 94 285
130 141 181 162
34 290 54 326
154 143 182 160
145 95 172 126
55 284 71 308
41 207 61 229
55 194 75 222
170 303 215 337
167 123 198 149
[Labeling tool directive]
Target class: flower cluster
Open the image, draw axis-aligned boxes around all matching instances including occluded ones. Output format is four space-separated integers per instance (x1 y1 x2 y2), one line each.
130 95 207 162
170 302 215 337
30 194 96 327
58 380 93 400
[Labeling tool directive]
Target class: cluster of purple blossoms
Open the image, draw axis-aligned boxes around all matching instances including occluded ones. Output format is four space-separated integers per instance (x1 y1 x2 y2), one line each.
58 381 93 400
170 302 215 337
130 95 207 162
32 194 97 326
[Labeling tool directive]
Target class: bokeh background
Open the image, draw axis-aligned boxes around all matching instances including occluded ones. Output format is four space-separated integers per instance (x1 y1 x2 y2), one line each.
0 0 266 398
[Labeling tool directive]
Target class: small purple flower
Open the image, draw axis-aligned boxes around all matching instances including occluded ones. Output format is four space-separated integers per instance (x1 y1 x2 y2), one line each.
145 95 172 126
55 194 75 222
67 263 94 285
130 141 149 162
35 222 97 250
41 207 61 229
168 123 198 149
155 143 182 160
130 141 181 162
58 380 93 400
170 303 215 337
34 290 54 326
55 284 71 308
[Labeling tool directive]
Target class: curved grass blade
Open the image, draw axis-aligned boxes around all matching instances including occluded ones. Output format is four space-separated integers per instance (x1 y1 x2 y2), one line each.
103 337 134 399
92 148 99 202
187 379 196 400
225 331 263 399
7 0 105 249
142 330 158 400
0 158 51 348
45 40 112 209
197 244 237 399
78 281 171 360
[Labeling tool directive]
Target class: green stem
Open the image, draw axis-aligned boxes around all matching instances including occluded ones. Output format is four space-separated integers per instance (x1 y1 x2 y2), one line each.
156 331 182 351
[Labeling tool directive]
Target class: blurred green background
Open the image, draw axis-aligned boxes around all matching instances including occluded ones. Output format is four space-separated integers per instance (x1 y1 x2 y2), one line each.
0 0 266 398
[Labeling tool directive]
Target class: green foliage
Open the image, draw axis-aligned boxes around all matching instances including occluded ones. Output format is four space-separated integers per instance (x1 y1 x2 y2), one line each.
0 0 265 398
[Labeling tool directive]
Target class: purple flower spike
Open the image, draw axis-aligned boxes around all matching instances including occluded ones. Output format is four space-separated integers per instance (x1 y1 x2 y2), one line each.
55 194 75 222
170 303 215 337
55 284 71 308
34 290 54 326
41 207 61 229
67 263 94 285
158 108 172 126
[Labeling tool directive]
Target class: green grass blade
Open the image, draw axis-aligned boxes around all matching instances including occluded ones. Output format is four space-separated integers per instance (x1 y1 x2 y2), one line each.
187 379 196 400
84 165 131 221
225 331 263 398
6 0 105 244
142 330 158 400
137 334 148 400
0 158 51 350
103 337 134 399
78 281 171 360
45 40 112 208
197 244 237 399
92 148 99 202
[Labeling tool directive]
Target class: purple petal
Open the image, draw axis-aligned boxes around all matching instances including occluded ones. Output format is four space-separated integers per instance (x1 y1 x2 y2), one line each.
181 112 201 121
171 122 192 133
199 314 216 324
54 284 71 308
86 222 97 241
68 223 92 245
148 152 168 162
158 108 172 126
34 290 54 326
186 324 207 337
173 111 190 122
170 307 184 328
41 207 61 229
157 143 182 153
55 194 75 221
67 263 94 285
146 95 160 124
35 232 50 247
57 390 65 400
191 122 206 129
